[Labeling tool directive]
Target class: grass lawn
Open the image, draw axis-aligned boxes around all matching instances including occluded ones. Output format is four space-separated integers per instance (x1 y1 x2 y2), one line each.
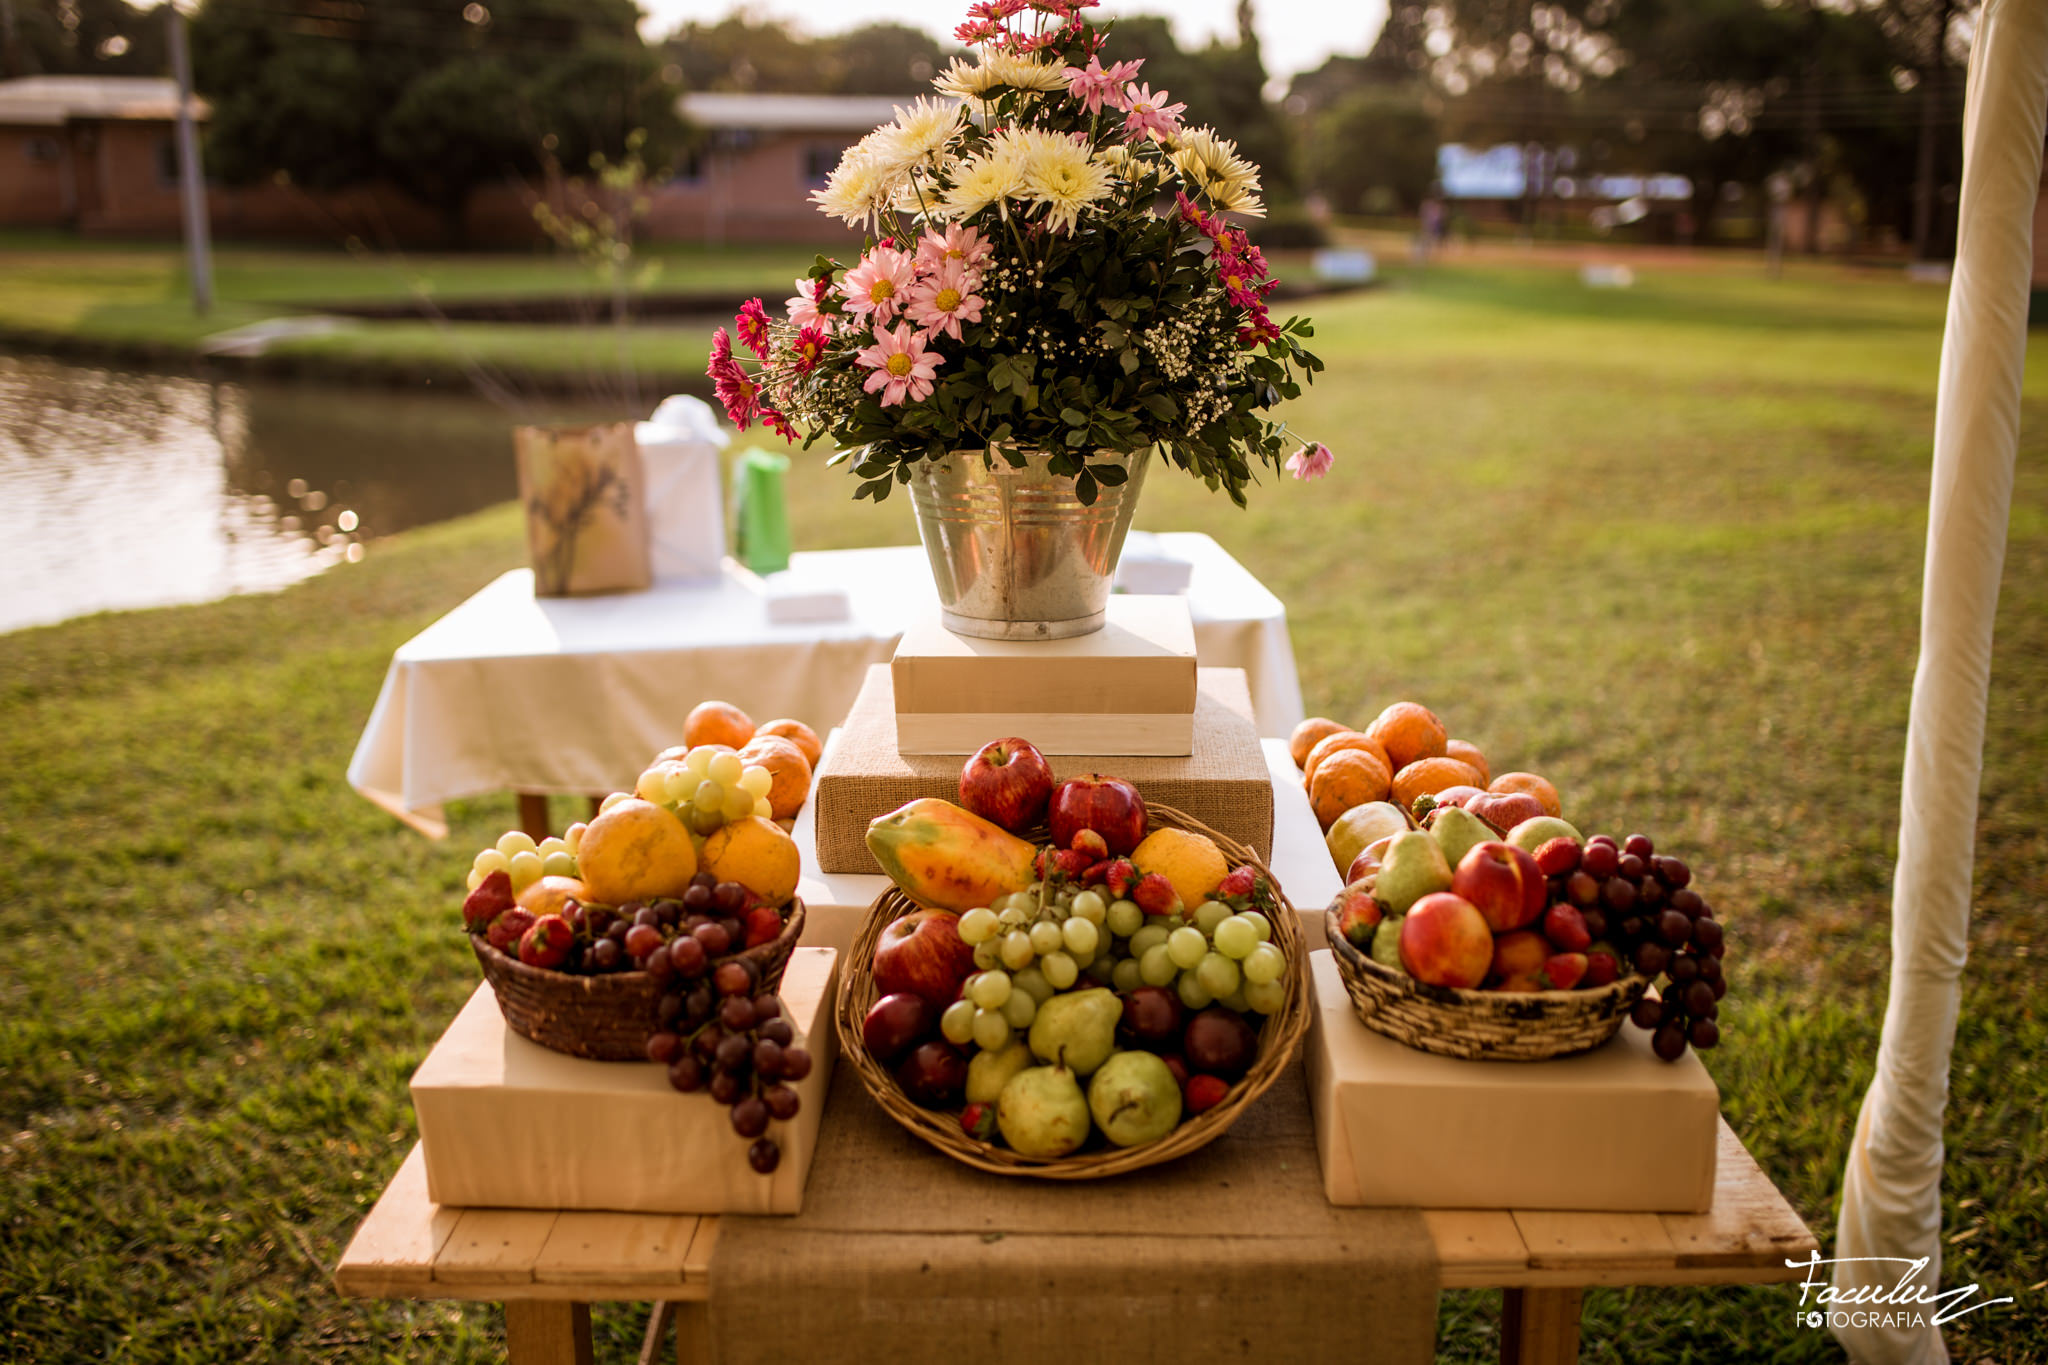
3 254 2045 1362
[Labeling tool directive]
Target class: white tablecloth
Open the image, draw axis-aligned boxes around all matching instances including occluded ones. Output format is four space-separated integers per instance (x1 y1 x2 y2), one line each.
348 536 1303 836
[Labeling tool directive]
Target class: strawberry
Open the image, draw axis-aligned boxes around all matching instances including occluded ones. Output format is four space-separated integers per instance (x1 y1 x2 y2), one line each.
486 907 535 954
744 905 785 949
1102 858 1138 899
1133 872 1181 917
519 914 573 969
1584 942 1622 987
1215 865 1259 903
1053 848 1092 880
462 869 517 932
960 1101 997 1142
1069 828 1109 860
1078 859 1112 887
1185 1074 1229 1114
1543 953 1589 991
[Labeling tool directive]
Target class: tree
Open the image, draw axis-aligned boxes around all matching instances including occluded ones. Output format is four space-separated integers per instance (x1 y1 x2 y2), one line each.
4 0 165 77
1311 89 1440 214
659 18 945 95
190 0 682 243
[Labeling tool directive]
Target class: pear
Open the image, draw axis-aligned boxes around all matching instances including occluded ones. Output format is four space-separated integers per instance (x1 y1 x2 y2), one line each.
1370 916 1405 971
1507 815 1584 855
1088 1051 1183 1148
1429 805 1496 872
997 1065 1091 1158
1374 830 1453 916
1027 987 1120 1076
966 1039 1035 1105
1326 801 1411 876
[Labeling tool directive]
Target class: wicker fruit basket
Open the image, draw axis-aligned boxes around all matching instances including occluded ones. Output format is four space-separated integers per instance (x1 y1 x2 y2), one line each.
1323 891 1646 1061
474 900 805 1061
836 806 1307 1178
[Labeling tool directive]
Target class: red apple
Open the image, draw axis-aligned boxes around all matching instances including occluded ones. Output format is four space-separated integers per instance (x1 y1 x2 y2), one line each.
872 909 976 1010
958 737 1054 833
1466 790 1546 834
1451 840 1547 932
1431 785 1487 809
1048 774 1148 856
1399 893 1493 989
1345 848 1383 884
862 992 936 1065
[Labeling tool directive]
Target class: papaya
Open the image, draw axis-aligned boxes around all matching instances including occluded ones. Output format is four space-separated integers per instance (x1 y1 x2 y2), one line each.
866 798 1037 912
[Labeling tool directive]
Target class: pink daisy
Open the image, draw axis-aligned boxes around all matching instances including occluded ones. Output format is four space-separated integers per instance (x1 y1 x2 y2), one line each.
855 323 945 407
791 325 829 373
915 223 992 276
906 260 986 342
1285 442 1334 481
1237 308 1282 348
1063 56 1142 115
838 246 916 326
734 298 771 358
762 407 799 441
1120 83 1186 143
785 276 834 333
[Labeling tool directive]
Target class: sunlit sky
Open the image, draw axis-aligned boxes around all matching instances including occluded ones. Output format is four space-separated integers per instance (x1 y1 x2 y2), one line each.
636 1 1391 83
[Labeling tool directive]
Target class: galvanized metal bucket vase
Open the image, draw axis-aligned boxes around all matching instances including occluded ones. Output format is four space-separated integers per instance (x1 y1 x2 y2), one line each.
907 448 1150 640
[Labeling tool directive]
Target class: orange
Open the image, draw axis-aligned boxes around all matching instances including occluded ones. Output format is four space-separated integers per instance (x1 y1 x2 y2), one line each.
702 816 801 904
737 734 814 820
755 717 823 767
1392 757 1485 812
1309 747 1394 829
1491 772 1562 819
1303 730 1391 789
577 799 698 905
1130 828 1229 910
1365 701 1448 771
1289 717 1350 770
516 875 589 920
1446 739 1490 787
684 700 755 751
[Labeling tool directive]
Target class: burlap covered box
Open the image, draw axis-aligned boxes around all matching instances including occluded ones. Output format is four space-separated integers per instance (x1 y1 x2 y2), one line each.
811 664 1273 874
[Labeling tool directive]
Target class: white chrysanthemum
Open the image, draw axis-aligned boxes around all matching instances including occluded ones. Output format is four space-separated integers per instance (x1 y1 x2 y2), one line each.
884 96 964 166
934 50 1070 104
1169 126 1266 217
811 149 901 228
941 152 1027 221
1096 143 1142 181
1016 135 1115 232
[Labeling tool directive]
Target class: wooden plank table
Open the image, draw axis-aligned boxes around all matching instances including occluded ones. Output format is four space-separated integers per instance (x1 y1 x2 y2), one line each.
336 1118 1815 1364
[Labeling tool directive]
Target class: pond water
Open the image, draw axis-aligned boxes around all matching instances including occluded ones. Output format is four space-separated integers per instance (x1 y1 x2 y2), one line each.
0 352 567 634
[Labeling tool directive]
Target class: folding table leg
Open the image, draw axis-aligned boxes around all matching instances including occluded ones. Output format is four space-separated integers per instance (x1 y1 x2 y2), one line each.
504 1299 593 1365
1501 1286 1582 1365
518 794 551 841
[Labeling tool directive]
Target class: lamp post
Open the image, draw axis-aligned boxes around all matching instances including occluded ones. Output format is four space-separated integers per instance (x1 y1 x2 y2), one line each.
167 2 214 315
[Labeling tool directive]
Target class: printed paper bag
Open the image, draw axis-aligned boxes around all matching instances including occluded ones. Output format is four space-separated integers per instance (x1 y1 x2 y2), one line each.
514 422 652 596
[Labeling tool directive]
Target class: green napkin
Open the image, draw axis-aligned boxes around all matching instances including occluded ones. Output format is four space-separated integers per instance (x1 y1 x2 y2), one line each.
733 447 791 575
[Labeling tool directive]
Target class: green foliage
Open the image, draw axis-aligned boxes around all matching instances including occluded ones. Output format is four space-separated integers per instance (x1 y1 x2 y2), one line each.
1310 88 1441 215
3 0 166 77
661 17 947 95
190 0 684 240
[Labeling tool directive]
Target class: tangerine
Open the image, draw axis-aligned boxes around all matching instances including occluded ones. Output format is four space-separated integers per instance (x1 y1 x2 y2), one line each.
1303 729 1391 789
755 717 823 767
1392 757 1485 812
1309 747 1394 829
1288 717 1349 770
1130 827 1229 910
684 700 755 751
737 734 813 820
1445 739 1491 787
1365 701 1448 771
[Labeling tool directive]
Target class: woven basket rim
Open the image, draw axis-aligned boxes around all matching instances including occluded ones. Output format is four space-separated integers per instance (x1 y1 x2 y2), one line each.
472 897 807 995
1323 901 1650 1005
836 804 1309 1179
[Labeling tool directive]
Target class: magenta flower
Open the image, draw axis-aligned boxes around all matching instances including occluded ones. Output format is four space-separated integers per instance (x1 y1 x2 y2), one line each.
838 246 916 326
1120 83 1186 142
915 223 992 276
1286 443 1334 481
1064 56 1142 115
855 323 945 407
785 276 834 333
907 260 986 342
791 325 829 374
734 298 771 359
707 327 762 428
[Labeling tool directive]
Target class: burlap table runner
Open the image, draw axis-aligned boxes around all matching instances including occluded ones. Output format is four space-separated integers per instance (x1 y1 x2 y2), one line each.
812 665 1276 873
708 1062 1438 1364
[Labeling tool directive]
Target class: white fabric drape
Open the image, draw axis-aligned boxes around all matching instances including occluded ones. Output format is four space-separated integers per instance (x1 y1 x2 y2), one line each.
1832 3 2048 1362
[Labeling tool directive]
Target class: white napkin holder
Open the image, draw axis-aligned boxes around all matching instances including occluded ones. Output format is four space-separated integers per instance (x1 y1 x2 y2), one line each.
635 395 728 583
725 558 853 625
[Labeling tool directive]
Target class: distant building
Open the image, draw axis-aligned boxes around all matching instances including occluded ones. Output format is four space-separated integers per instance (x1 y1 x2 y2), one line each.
0 76 196 234
652 92 908 244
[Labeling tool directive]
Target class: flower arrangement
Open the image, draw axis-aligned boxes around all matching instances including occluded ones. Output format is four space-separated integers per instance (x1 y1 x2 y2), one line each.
707 0 1331 507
